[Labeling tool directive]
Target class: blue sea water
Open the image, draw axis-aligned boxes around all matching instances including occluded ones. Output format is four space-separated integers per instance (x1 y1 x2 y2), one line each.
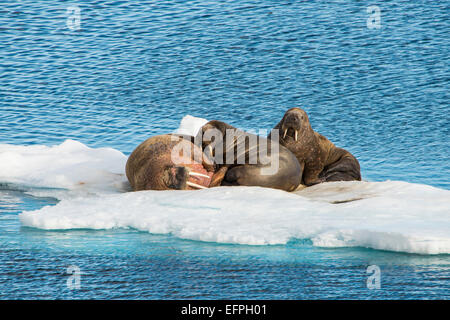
0 0 449 299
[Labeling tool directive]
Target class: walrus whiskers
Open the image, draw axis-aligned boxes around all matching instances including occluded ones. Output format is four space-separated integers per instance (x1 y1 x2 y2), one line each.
186 181 207 189
188 172 211 179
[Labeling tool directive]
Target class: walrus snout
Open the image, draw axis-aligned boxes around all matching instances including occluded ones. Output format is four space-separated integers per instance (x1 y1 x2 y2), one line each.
280 108 309 141
164 165 213 190
281 115 301 141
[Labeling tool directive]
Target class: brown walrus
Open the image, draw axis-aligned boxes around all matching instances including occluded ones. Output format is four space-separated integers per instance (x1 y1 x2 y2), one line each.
126 126 302 192
269 108 361 187
198 120 302 192
125 134 215 191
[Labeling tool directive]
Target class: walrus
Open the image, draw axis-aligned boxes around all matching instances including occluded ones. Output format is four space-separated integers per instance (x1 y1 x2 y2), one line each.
126 134 215 191
269 107 361 186
198 120 302 192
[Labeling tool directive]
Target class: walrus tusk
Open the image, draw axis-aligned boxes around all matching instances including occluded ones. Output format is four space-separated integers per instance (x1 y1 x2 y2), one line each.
189 172 211 179
294 130 298 141
207 145 213 157
186 181 207 189
283 129 287 139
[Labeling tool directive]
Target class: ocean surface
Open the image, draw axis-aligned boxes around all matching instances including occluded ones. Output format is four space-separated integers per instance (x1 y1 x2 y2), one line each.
0 0 449 299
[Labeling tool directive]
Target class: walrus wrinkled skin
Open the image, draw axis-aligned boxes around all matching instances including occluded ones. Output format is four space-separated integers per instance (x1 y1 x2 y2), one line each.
198 120 302 192
269 108 361 186
126 134 214 191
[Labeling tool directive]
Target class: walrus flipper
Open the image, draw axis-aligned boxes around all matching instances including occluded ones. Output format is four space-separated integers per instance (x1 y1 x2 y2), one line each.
319 148 361 182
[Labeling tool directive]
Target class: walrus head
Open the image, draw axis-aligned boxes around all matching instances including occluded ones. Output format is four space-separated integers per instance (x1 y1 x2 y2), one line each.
198 120 261 187
198 120 240 166
125 134 214 191
278 107 313 142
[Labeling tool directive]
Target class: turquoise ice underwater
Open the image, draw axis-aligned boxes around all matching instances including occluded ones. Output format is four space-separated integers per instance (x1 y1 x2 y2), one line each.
0 0 449 299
